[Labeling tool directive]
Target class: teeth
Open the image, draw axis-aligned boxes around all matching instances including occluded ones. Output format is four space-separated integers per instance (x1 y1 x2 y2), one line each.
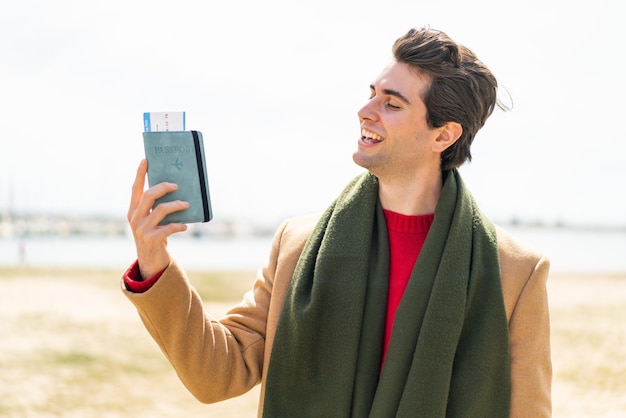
361 129 384 142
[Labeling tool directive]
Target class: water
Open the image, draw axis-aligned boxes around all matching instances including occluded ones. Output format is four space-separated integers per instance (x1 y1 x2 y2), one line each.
502 226 626 275
0 234 274 272
1 226 625 274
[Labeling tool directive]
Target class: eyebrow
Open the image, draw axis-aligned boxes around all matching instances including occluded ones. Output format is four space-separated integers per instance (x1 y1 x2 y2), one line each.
370 84 412 105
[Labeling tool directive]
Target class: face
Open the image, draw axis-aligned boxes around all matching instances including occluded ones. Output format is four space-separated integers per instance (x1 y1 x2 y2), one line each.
354 61 444 181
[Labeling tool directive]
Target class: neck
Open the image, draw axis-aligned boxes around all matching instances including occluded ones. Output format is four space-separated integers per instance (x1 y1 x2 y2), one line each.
377 170 443 216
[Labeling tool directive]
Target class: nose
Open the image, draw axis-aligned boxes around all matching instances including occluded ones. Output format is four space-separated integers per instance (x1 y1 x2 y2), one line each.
357 99 378 123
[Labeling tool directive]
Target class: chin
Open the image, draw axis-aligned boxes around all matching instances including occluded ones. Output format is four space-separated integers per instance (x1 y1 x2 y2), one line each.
352 152 368 170
353 153 383 177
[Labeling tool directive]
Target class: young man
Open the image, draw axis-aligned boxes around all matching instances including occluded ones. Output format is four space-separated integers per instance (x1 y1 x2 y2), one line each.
124 27 551 417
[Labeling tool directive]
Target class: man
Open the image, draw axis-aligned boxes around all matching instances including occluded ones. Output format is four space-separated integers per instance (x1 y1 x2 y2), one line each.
124 27 551 417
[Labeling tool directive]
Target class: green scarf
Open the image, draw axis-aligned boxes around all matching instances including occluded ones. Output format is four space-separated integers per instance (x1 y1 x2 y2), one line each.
263 170 511 417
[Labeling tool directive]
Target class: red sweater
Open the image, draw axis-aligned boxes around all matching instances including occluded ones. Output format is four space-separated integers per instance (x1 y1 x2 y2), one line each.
381 210 433 363
123 260 162 293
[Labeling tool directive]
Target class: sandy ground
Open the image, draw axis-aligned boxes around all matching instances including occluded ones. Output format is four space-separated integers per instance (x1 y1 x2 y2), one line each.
0 269 625 417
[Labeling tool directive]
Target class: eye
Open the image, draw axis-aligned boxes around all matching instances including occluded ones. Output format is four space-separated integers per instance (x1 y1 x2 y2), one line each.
386 101 401 110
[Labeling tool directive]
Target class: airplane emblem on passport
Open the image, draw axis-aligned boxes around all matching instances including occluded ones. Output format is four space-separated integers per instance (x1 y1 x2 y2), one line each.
171 158 183 171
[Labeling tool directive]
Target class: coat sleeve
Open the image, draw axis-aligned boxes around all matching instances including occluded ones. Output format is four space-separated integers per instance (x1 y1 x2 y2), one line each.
505 252 552 418
120 220 291 404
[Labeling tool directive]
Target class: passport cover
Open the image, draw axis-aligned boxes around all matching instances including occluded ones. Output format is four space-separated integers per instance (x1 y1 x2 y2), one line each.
143 130 213 225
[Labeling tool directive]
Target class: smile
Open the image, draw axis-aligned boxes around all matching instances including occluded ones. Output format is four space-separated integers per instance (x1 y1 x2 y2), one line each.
361 128 384 144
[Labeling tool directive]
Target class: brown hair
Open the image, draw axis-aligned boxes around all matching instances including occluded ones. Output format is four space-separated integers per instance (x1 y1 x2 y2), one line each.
392 27 498 170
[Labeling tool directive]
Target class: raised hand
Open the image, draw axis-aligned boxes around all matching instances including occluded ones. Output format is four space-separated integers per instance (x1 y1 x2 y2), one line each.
127 159 189 279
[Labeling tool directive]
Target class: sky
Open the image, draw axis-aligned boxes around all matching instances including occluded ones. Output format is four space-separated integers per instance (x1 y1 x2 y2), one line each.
1 0 624 228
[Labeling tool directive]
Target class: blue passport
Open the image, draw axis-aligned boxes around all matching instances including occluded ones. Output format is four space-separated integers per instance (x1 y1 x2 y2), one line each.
143 130 213 225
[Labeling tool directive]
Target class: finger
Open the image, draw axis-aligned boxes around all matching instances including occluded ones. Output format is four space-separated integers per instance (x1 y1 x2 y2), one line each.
130 176 180 230
136 214 188 244
128 159 148 221
147 199 189 228
158 221 188 236
138 182 180 218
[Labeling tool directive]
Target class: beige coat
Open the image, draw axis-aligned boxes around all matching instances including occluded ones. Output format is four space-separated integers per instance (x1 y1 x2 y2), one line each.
123 214 552 417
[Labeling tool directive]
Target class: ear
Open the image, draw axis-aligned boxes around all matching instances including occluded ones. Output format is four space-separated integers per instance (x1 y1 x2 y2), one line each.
432 122 462 153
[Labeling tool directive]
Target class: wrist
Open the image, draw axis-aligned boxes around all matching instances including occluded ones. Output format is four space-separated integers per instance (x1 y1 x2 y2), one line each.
139 263 168 282
124 260 165 293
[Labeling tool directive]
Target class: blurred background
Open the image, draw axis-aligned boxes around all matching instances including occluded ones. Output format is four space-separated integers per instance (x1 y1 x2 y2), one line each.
0 0 625 273
1 2 625 416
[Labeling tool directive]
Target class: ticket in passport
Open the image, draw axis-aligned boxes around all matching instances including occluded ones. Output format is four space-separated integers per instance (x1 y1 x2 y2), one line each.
143 112 186 132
